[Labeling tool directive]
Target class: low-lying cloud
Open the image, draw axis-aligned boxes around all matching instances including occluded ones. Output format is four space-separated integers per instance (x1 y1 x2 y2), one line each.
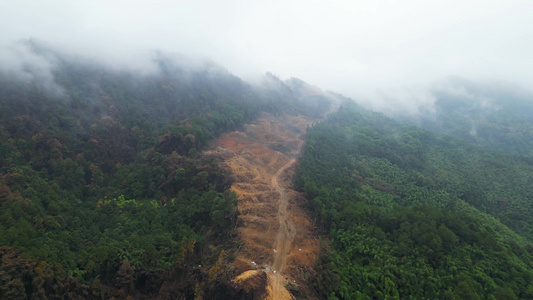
0 40 65 95
2 0 533 114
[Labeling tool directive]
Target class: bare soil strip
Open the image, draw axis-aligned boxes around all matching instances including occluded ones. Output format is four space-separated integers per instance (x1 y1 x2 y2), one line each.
207 113 320 299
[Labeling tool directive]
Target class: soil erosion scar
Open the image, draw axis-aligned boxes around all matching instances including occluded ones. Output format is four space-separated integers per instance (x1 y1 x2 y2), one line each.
210 114 320 300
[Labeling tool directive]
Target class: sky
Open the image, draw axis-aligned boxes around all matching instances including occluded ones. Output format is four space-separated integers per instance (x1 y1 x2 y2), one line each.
2 0 533 111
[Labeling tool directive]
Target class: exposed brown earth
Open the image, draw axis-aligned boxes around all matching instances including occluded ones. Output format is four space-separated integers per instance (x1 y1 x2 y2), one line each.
206 113 320 299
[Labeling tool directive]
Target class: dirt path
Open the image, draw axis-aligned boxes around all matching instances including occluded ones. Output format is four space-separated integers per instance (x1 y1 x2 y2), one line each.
270 158 297 300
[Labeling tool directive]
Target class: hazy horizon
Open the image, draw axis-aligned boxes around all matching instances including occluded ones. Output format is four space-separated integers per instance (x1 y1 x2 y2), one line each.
2 0 533 113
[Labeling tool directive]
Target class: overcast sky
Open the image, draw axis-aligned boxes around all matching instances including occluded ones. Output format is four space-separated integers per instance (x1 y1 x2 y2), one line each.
2 0 533 109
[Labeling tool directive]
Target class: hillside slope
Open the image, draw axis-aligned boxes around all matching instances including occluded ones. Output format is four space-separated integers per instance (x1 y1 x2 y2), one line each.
0 42 331 298
296 102 533 299
393 79 533 158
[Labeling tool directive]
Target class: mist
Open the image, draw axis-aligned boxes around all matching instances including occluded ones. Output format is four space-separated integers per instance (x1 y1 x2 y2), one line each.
2 0 533 113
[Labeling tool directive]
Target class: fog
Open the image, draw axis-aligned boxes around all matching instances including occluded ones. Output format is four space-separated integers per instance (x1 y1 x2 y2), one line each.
2 0 533 113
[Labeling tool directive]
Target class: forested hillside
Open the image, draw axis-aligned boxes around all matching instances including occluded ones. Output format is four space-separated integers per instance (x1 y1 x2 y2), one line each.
296 102 533 299
0 42 323 298
395 79 533 158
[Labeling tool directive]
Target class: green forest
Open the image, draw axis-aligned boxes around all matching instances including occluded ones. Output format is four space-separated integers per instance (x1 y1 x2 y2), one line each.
296 102 533 299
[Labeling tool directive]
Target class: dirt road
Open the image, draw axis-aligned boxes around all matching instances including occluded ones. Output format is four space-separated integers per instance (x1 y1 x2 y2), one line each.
270 158 297 299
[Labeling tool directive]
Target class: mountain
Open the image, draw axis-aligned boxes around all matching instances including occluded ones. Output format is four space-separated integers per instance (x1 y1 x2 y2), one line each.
3 41 533 299
393 78 533 158
0 41 330 299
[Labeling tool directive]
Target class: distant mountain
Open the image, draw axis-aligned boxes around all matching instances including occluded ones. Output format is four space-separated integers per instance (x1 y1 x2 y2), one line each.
393 78 533 157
